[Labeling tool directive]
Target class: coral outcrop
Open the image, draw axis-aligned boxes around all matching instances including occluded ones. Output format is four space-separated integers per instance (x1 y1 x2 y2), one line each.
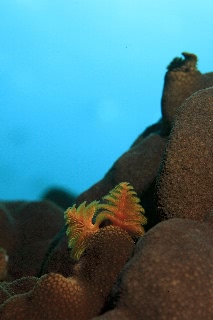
93 218 213 320
0 200 65 280
0 52 212 319
156 87 213 221
0 226 134 320
42 52 213 275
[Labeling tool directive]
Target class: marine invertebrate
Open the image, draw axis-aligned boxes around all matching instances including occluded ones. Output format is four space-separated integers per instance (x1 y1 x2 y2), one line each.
64 182 146 260
64 200 100 260
97 182 147 237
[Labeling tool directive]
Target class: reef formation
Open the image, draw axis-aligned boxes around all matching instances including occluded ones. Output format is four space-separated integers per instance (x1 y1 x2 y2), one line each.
0 52 212 319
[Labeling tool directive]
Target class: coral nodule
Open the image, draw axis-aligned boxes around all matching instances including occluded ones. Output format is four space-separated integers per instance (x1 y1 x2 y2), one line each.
64 182 147 260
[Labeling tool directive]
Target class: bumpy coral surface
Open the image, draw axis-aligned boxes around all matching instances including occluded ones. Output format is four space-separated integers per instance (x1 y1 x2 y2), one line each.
157 87 213 221
93 218 213 320
0 226 134 320
43 52 213 276
0 52 212 319
0 276 37 305
0 200 64 280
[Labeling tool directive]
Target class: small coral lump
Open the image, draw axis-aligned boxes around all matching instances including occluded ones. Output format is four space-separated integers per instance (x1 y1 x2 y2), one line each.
64 182 146 260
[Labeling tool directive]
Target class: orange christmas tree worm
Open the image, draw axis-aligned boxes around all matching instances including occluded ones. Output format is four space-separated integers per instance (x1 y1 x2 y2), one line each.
64 182 147 260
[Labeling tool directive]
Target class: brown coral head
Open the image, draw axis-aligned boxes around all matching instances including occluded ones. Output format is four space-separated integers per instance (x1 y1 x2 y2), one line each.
74 225 134 293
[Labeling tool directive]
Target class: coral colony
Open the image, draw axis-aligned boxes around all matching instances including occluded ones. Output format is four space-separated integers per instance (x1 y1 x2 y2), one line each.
0 53 213 319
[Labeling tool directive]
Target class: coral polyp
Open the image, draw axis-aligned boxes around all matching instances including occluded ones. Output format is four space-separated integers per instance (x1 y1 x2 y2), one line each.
64 182 147 260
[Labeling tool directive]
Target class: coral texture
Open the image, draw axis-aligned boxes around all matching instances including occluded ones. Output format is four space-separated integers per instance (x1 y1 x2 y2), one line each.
156 87 213 221
43 52 213 275
0 52 212 319
0 200 64 280
0 276 37 305
0 226 134 320
93 218 213 320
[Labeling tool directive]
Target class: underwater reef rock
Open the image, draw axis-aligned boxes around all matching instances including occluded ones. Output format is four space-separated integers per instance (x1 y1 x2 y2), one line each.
75 53 213 228
0 52 212 319
0 276 37 305
0 226 134 320
42 52 213 273
93 218 213 320
156 87 213 221
0 200 65 280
